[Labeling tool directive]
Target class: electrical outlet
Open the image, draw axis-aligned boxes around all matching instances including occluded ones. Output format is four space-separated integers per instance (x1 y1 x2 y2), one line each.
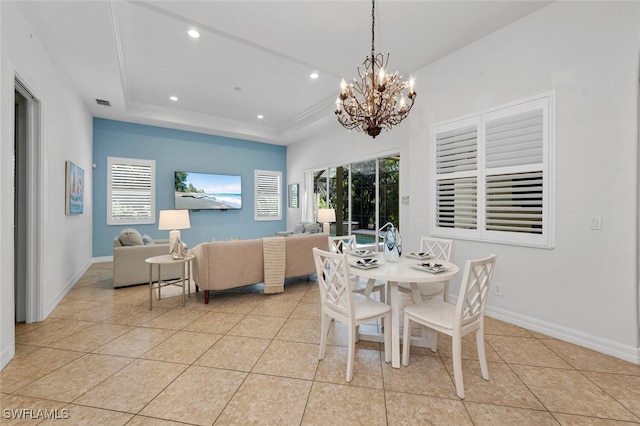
493 282 503 297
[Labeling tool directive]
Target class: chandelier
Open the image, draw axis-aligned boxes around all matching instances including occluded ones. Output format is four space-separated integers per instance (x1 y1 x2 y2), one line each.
335 0 416 138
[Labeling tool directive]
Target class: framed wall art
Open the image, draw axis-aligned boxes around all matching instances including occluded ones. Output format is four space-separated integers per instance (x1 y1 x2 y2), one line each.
288 183 299 208
65 160 84 215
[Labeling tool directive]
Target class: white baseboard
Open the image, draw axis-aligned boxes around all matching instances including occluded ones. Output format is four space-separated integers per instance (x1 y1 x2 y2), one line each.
446 291 639 364
92 256 113 263
1 339 15 371
484 305 640 365
43 259 93 319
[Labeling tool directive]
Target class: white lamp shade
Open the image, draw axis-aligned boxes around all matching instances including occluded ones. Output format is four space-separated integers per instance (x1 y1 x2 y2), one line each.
158 209 191 230
317 208 336 223
159 210 190 258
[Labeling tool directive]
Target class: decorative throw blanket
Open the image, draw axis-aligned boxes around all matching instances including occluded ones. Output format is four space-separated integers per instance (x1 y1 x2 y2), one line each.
262 237 286 294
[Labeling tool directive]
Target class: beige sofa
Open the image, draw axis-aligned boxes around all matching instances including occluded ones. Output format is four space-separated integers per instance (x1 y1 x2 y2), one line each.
192 233 327 303
112 238 183 288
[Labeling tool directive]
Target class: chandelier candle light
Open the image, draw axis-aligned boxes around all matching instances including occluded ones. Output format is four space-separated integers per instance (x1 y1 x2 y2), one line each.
335 0 416 138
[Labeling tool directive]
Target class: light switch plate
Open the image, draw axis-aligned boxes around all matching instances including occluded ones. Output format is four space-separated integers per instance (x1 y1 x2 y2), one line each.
589 215 602 230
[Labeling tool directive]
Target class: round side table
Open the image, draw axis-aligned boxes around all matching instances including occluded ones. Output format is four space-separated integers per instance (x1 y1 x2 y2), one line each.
145 254 195 310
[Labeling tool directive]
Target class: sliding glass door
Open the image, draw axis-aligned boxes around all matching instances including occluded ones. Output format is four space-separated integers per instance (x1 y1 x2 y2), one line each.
378 156 400 230
350 159 376 244
313 155 399 248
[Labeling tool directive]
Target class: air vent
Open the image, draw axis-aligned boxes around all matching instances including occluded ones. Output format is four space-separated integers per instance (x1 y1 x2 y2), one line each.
96 99 111 107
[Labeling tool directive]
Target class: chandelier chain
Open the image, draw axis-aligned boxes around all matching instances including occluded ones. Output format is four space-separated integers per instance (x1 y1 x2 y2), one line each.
371 0 375 55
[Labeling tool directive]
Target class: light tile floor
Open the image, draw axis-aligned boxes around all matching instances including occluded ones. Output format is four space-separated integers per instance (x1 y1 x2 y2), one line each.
2 262 640 425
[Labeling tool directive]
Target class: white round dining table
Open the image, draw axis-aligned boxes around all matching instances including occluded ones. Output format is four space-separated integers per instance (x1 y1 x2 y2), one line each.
347 253 459 368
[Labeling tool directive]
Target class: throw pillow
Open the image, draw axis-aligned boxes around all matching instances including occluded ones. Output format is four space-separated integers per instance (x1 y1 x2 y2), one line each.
293 223 305 234
142 234 154 245
119 228 144 246
303 223 320 233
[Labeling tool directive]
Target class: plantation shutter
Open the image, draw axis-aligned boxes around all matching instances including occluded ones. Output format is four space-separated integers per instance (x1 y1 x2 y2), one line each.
436 177 478 229
436 125 478 174
484 109 544 234
485 109 543 168
431 92 553 248
435 125 478 230
485 172 543 233
254 170 282 221
107 157 155 225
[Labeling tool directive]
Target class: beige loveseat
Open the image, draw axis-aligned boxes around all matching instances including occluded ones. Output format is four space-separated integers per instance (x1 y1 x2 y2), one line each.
112 237 183 288
192 233 327 303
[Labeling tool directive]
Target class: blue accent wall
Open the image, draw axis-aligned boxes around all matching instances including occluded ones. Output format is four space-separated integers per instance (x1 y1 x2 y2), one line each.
93 118 286 257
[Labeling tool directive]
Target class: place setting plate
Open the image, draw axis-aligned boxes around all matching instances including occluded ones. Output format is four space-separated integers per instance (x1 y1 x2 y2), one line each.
412 261 449 274
351 249 375 257
350 258 379 270
405 252 433 260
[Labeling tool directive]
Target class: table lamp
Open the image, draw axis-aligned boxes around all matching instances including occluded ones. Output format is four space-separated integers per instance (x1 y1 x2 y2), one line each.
158 209 190 259
317 208 336 234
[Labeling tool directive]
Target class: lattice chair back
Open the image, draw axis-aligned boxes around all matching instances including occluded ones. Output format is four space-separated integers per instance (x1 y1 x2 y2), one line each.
420 237 453 261
455 254 497 328
313 247 354 321
328 235 357 254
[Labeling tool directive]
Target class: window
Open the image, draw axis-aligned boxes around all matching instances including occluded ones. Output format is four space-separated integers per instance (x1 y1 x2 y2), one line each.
254 169 282 221
431 93 554 248
107 156 155 225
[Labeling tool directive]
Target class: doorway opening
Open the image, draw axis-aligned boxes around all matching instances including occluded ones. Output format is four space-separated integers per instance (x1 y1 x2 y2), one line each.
14 78 42 325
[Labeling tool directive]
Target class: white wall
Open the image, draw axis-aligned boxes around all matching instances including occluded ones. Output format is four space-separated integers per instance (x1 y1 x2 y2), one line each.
288 2 640 362
1 2 93 369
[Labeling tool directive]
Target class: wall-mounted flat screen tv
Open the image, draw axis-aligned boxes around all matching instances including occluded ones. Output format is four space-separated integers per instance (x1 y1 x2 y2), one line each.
175 171 242 210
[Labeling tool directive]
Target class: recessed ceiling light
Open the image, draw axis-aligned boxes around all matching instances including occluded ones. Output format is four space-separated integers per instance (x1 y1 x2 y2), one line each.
257 115 264 119
170 96 178 101
187 29 200 39
310 72 319 79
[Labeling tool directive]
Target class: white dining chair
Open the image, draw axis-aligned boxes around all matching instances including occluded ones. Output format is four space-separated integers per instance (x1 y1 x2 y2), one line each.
398 237 453 302
328 235 386 303
328 235 357 254
401 254 497 399
313 247 391 382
